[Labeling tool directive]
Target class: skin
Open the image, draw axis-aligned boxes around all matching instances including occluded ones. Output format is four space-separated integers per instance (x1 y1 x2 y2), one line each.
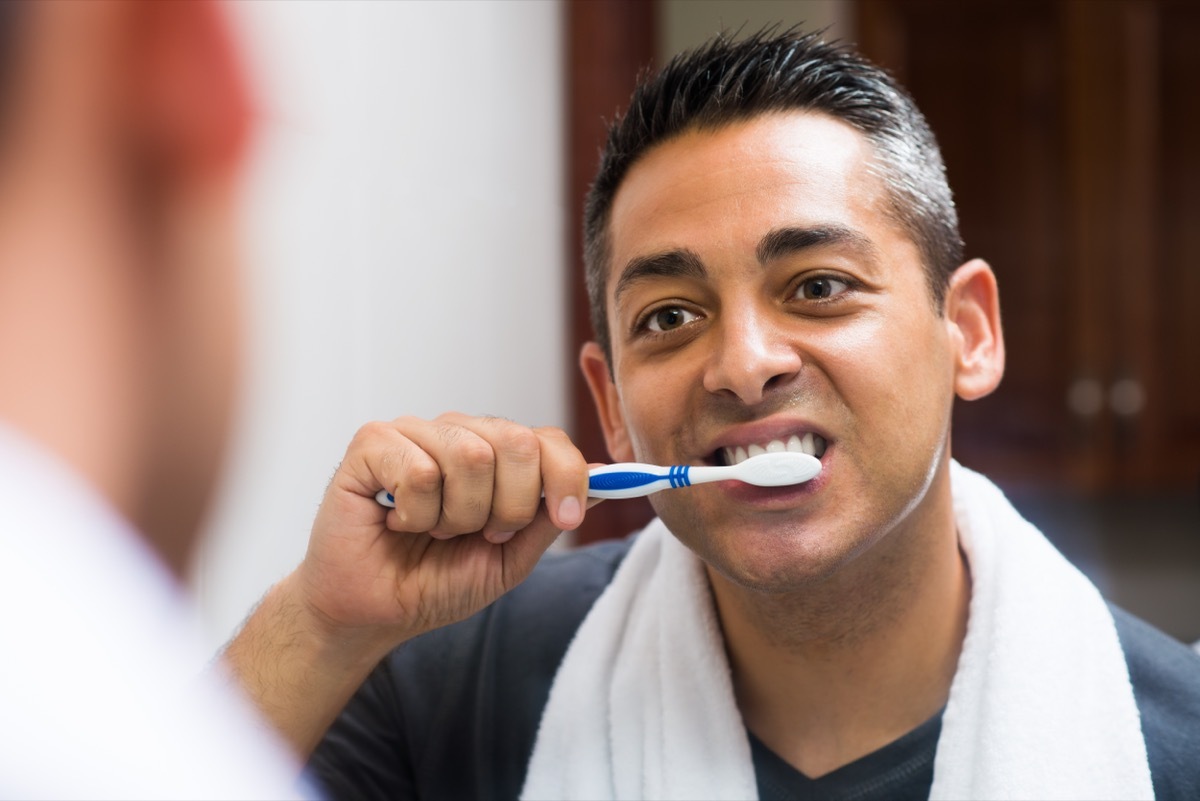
228 111 1003 773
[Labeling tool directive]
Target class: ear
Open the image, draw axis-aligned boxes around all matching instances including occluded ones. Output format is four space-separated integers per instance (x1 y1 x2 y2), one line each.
945 258 1005 401
580 341 635 461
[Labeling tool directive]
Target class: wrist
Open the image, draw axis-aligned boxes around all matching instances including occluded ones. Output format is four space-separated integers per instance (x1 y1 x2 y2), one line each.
279 571 404 673
223 572 403 758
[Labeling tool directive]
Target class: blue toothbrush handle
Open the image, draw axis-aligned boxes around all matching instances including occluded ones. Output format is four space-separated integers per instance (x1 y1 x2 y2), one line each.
587 463 692 499
589 470 665 491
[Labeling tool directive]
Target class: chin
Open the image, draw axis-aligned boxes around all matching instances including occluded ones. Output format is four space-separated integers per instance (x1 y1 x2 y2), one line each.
659 505 863 595
713 541 857 595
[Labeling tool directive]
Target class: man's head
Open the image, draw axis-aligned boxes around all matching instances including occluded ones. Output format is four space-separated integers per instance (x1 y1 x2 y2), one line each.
585 28 963 366
0 1 250 576
578 30 1003 597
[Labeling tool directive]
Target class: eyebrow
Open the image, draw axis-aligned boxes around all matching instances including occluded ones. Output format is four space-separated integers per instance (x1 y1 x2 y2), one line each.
612 224 881 306
613 248 707 306
756 224 881 265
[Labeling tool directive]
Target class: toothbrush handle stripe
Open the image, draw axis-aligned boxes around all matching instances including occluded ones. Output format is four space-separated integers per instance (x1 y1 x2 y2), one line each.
671 464 691 488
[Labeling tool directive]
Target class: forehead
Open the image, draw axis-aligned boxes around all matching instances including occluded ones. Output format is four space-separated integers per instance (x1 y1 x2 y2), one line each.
607 111 891 285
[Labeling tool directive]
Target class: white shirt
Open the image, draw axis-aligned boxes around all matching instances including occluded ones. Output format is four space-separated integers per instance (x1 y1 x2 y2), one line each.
0 423 315 800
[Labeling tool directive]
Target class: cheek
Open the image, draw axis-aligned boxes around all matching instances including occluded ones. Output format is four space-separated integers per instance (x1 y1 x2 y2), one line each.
618 381 666 462
613 360 693 463
817 310 955 436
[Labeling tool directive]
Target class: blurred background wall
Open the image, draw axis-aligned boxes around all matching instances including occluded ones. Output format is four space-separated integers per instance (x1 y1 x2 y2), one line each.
191 0 566 652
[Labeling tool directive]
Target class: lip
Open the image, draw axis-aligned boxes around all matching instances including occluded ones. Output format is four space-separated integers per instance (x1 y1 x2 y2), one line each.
720 472 824 505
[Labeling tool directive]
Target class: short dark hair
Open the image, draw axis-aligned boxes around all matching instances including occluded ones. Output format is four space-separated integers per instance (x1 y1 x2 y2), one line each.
584 27 963 363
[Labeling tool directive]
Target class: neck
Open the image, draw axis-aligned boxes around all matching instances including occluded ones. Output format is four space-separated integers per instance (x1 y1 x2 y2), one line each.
709 473 970 778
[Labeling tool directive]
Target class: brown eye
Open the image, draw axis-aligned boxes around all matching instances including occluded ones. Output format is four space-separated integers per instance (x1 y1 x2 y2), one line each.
647 306 697 333
798 276 849 300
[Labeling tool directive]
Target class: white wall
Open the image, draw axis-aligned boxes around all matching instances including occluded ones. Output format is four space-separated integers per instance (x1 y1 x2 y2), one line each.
191 1 566 652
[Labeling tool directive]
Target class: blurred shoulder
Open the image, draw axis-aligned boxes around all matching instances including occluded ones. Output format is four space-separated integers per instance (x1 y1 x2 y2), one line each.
1110 605 1200 800
507 535 634 605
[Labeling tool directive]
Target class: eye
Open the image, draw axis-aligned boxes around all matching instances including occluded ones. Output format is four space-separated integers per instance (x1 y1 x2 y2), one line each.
644 305 699 333
796 275 850 300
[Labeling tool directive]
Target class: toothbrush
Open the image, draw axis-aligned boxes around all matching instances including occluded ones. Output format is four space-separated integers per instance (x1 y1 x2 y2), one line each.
584 451 821 499
374 451 821 506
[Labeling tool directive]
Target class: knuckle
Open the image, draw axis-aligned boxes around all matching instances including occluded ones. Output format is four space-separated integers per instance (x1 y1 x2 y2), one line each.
435 422 468 448
534 425 570 443
498 427 541 463
403 459 443 495
353 419 391 446
457 438 496 473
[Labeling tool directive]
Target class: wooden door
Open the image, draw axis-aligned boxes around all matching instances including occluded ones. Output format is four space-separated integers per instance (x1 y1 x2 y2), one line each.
566 0 658 545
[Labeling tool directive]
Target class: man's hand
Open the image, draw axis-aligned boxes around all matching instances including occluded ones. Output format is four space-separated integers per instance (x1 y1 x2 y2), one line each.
223 413 592 757
301 412 590 643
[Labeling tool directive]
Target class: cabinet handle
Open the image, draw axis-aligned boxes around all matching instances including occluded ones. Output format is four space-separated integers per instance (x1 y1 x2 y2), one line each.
1109 378 1145 417
1067 378 1104 418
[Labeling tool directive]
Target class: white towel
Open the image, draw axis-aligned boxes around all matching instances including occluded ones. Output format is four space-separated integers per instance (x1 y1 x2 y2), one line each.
522 461 1154 801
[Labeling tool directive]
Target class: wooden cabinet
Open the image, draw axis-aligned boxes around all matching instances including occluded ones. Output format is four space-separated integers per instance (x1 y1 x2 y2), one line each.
857 0 1200 493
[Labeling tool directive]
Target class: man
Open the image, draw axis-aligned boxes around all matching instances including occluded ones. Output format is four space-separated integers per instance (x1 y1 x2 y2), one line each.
0 2 308 797
227 30 1200 799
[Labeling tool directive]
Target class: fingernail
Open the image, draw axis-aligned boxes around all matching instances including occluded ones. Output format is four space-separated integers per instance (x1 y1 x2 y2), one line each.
557 496 582 529
489 530 516 544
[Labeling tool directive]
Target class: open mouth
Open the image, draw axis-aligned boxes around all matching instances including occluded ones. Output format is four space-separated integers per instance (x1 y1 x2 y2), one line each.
716 433 828 466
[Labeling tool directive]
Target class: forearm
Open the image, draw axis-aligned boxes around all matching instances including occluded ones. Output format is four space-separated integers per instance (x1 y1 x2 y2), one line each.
221 572 397 759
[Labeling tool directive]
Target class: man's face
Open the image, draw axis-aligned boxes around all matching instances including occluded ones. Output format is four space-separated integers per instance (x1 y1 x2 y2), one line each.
584 111 961 592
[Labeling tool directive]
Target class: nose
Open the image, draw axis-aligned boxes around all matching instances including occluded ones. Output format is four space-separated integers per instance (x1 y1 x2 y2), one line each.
701 305 803 405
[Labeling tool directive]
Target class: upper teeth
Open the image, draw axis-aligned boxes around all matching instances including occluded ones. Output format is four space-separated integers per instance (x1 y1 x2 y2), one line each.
723 434 826 465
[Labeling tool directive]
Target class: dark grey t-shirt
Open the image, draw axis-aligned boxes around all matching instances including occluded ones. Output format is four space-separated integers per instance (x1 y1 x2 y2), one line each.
750 711 941 800
309 537 1200 801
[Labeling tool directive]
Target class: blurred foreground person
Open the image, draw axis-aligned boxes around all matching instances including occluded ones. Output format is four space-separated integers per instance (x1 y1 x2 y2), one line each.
0 2 309 797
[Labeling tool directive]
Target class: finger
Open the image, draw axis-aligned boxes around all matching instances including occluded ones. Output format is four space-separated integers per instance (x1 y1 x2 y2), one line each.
342 419 443 533
405 415 495 537
383 444 444 535
450 415 544 539
535 426 590 532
